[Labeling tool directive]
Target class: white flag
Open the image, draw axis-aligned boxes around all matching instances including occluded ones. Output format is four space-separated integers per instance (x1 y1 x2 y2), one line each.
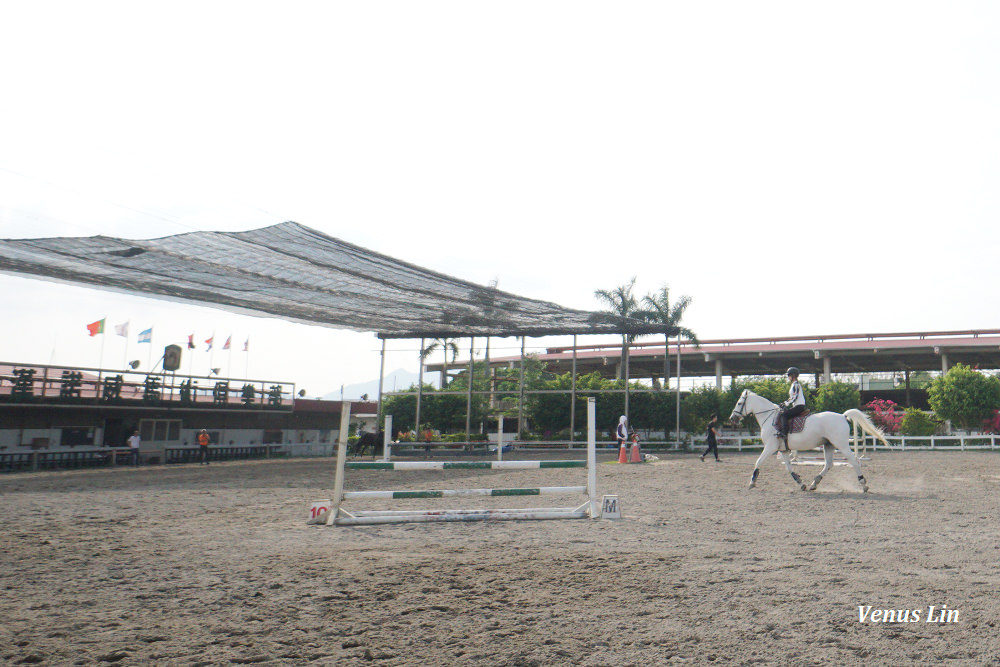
114 321 129 337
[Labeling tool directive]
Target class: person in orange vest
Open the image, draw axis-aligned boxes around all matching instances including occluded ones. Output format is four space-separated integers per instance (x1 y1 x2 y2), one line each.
197 429 211 465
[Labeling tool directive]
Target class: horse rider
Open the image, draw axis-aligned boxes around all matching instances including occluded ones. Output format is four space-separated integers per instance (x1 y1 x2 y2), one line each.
776 367 806 440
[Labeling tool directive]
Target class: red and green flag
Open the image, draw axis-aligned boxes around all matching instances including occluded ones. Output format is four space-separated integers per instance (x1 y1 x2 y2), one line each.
86 319 105 337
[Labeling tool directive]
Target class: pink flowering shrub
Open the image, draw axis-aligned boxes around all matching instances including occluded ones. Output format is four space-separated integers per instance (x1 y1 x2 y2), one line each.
982 409 1000 434
864 398 902 434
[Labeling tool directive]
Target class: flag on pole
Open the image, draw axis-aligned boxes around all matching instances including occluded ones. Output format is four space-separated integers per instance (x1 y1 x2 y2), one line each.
205 336 214 351
243 338 249 352
223 336 231 350
86 319 105 337
138 328 153 344
114 321 129 337
187 334 196 349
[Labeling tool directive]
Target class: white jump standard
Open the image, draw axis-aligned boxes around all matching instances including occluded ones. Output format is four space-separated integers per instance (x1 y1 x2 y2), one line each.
318 398 603 526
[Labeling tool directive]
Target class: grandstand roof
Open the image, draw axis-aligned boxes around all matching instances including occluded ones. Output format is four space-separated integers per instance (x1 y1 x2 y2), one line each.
476 330 1000 379
0 222 667 339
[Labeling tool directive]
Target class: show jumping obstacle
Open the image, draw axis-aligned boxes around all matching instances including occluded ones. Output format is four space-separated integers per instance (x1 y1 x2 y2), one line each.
315 398 602 526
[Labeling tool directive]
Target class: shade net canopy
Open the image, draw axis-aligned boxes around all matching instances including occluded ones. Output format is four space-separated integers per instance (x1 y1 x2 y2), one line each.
0 222 669 339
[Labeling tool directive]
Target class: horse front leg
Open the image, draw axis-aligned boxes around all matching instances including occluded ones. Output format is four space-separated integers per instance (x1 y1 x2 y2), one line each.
749 439 780 489
777 450 807 491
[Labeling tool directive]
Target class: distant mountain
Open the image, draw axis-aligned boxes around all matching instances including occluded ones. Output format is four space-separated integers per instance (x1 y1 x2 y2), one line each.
321 368 424 401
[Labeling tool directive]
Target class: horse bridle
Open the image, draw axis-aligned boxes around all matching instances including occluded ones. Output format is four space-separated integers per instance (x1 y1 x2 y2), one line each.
730 390 749 422
731 389 779 424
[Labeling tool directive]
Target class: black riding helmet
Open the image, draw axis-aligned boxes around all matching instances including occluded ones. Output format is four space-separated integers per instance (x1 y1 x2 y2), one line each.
786 367 800 377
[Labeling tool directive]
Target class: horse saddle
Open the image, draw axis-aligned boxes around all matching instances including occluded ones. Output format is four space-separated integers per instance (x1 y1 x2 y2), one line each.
783 410 811 434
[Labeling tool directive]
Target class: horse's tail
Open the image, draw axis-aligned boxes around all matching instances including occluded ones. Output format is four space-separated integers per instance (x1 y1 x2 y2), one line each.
843 409 890 448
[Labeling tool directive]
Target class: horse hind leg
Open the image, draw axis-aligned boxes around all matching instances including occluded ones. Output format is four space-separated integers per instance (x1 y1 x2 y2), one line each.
833 435 868 492
808 442 835 491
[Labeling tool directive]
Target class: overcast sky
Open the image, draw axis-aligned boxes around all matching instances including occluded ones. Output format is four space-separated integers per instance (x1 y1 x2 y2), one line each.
2 2 998 397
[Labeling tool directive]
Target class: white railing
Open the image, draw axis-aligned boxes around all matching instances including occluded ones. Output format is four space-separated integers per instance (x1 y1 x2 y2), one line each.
870 434 998 451
282 443 336 457
705 434 999 452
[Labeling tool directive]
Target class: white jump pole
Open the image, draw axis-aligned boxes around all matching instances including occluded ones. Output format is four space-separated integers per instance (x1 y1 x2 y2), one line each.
325 400 352 526
587 397 598 519
346 460 586 470
344 486 586 499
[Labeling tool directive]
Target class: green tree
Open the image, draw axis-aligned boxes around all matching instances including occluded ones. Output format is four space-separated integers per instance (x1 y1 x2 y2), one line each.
745 377 793 405
812 381 860 414
628 385 675 438
681 386 727 434
442 363 491 434
381 383 436 432
420 338 460 388
899 407 939 436
927 364 1000 430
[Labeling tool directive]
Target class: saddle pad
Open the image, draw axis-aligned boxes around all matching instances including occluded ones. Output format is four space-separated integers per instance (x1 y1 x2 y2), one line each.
786 410 811 434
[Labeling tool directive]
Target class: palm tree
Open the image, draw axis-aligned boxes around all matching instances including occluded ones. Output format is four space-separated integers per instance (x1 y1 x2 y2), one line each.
594 277 640 381
420 338 460 389
640 285 698 390
640 285 698 446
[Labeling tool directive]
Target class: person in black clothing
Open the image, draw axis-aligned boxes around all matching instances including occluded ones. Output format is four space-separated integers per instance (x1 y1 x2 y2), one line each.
701 413 721 462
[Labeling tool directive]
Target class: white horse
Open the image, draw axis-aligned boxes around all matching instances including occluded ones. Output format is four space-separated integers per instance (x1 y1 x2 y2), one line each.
728 389 888 492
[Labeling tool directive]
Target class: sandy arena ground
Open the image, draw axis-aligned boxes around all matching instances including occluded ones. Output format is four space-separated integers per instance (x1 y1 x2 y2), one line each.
1 450 999 666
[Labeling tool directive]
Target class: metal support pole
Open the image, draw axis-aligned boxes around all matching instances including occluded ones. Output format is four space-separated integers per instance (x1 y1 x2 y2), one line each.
497 412 503 462
326 400 352 525
570 334 578 448
675 335 682 447
376 337 386 433
465 338 474 450
624 337 630 423
518 337 526 438
415 338 424 435
382 414 393 462
484 336 491 405
663 334 670 390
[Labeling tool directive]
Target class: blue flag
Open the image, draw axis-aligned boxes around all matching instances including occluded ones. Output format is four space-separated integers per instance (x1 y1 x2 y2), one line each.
138 328 152 344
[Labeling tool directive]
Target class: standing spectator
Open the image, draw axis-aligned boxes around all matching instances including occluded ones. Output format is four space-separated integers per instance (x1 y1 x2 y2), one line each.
197 429 211 465
127 430 141 466
701 414 721 462
616 415 628 449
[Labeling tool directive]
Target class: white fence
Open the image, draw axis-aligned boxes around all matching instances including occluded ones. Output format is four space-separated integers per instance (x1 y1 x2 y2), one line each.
709 434 1000 452
283 443 336 457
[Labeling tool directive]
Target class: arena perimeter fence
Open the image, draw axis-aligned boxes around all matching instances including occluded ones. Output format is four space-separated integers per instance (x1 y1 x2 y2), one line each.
712 433 1000 452
3 434 998 473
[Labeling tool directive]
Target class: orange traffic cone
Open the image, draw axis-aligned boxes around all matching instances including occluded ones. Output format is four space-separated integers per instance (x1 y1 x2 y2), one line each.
630 439 642 463
618 441 628 464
